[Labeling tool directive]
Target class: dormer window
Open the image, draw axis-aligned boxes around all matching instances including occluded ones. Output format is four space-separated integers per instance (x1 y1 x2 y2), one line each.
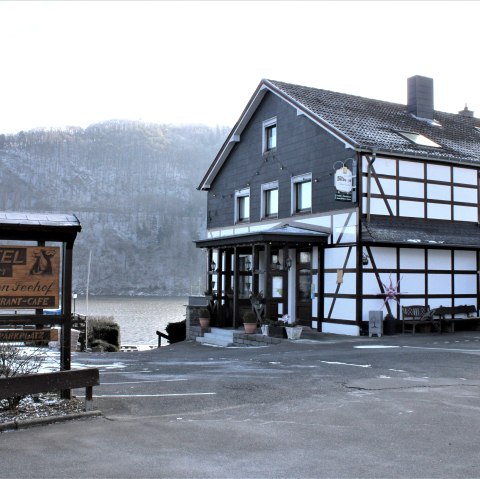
396 131 441 148
263 117 277 152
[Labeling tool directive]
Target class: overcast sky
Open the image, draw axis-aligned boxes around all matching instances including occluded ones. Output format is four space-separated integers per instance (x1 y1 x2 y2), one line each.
0 1 479 134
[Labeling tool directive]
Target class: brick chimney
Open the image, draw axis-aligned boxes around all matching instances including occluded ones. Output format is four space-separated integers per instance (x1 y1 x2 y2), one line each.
458 104 474 118
407 75 434 120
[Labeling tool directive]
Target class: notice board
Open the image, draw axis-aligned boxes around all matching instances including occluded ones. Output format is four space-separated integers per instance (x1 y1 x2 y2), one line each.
0 246 60 309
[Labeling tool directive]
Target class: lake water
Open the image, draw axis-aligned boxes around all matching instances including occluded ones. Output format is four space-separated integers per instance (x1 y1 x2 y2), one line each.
74 296 187 346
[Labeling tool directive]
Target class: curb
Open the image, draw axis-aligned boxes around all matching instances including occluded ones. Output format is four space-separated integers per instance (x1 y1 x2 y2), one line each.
0 410 102 432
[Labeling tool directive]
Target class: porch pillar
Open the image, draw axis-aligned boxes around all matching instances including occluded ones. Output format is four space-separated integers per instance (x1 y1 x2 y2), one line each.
252 245 259 294
233 247 239 328
264 243 271 319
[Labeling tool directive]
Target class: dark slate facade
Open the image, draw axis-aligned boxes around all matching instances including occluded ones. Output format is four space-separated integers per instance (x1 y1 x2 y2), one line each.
207 91 352 229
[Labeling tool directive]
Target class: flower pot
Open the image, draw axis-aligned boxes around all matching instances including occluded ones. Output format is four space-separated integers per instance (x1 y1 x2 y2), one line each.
285 326 302 340
243 323 257 334
199 318 210 329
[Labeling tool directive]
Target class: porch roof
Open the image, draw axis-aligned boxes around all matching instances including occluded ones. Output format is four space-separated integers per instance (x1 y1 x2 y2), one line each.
362 216 480 249
195 224 329 249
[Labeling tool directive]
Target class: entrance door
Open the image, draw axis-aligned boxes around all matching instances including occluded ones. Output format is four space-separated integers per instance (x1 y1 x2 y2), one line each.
296 250 312 327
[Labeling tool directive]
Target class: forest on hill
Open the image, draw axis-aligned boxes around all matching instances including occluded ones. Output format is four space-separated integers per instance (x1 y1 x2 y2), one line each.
0 121 229 296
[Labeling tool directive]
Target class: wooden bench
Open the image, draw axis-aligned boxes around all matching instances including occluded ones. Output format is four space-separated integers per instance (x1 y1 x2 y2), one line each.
402 305 440 334
432 305 480 333
0 368 100 411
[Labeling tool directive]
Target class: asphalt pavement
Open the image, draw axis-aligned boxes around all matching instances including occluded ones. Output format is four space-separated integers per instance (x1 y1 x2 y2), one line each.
2 331 480 478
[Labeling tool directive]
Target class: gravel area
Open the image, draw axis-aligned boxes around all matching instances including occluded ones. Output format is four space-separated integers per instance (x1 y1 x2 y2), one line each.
0 393 85 424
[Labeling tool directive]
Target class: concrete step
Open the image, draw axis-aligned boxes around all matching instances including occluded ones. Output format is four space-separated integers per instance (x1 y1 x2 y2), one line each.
196 328 235 347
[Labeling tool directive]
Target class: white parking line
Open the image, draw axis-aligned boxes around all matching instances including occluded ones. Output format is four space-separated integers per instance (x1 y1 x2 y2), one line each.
101 379 187 385
88 393 217 398
321 361 371 368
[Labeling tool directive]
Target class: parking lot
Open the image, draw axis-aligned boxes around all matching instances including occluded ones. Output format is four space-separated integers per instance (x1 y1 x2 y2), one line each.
2 332 480 478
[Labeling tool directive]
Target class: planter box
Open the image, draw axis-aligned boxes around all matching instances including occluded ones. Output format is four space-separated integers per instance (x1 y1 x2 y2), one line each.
269 325 287 338
285 326 302 340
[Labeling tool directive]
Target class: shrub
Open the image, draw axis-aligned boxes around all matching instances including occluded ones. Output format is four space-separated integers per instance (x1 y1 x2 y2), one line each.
87 316 120 351
243 311 257 324
165 320 186 344
198 308 210 318
0 343 46 411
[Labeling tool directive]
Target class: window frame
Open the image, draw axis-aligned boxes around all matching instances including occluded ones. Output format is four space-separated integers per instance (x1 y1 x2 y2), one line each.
291 173 312 214
235 187 250 223
261 181 279 219
262 117 277 153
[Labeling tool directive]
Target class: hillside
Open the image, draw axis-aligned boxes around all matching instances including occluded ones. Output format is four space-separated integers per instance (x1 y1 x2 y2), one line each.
0 121 228 296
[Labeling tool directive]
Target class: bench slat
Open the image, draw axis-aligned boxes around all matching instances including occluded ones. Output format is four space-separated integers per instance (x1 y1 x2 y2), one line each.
0 369 99 399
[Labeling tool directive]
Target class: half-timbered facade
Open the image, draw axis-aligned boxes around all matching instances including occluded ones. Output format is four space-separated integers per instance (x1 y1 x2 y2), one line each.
195 75 480 335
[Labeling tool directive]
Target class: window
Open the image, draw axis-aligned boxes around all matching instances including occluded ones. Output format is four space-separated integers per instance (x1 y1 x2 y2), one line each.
396 131 441 148
261 181 279 219
235 188 250 222
263 117 277 152
292 174 312 214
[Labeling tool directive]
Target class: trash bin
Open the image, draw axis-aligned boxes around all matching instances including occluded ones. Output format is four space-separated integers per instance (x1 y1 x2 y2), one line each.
369 311 383 337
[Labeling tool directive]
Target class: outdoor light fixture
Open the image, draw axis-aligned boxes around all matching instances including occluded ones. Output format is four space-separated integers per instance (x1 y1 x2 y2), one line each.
285 257 293 271
210 260 216 271
362 252 369 266
211 281 216 290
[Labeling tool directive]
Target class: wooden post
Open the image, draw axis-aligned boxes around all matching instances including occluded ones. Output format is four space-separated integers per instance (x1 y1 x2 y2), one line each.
60 240 74 399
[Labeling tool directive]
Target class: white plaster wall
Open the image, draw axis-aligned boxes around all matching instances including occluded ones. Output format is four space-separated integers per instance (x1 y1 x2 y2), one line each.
369 247 396 269
324 246 356 269
454 186 477 204
399 180 424 199
427 164 451 182
363 176 380 195
401 273 425 294
399 200 424 218
428 274 452 294
427 203 451 220
427 183 450 201
377 178 397 196
454 250 476 270
428 250 451 270
333 212 357 244
372 157 396 176
399 160 424 179
322 322 360 335
362 299 386 321
454 205 477 222
325 298 356 321
399 249 424 269
453 167 477 185
454 274 477 295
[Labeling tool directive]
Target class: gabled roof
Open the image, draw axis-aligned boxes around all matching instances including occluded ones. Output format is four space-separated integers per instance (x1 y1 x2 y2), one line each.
198 78 480 190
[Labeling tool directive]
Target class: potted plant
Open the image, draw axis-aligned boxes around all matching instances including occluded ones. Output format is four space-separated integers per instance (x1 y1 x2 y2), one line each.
383 312 399 335
198 308 210 329
260 319 271 336
280 315 303 340
242 311 258 334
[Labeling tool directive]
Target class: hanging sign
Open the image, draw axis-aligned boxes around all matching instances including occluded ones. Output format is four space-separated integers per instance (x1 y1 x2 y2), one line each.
0 246 60 309
334 166 353 201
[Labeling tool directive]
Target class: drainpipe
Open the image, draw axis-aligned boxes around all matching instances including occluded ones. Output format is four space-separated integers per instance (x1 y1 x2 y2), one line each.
366 151 376 223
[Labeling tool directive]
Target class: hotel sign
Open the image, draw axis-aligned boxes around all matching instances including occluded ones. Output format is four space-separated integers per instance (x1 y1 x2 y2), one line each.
334 166 353 202
0 246 60 309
